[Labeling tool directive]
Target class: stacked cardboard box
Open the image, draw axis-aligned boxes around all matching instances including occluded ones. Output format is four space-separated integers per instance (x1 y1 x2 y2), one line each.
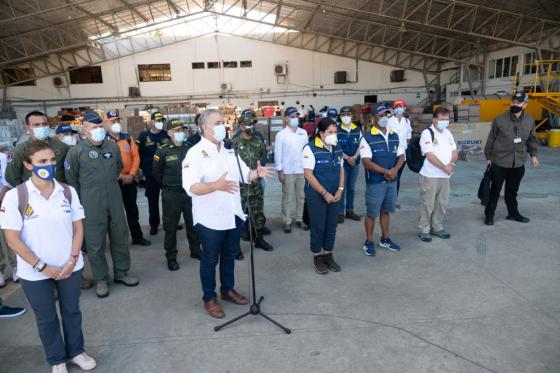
468 104 480 122
454 104 469 122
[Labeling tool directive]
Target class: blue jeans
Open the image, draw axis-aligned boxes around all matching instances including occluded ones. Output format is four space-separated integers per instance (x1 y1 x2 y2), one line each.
196 217 242 302
20 270 84 366
306 190 339 253
339 161 360 214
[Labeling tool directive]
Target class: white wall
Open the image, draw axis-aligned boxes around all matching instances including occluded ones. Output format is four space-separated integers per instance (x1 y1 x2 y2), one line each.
5 34 429 117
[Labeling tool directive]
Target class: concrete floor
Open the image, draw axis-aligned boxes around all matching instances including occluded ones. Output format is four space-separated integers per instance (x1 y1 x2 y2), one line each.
1 146 559 373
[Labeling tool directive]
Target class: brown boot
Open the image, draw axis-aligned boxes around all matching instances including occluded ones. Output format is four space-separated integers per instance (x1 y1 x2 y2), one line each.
204 299 225 319
221 289 249 305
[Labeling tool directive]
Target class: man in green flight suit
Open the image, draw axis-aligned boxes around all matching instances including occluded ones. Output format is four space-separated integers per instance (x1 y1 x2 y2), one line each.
65 112 139 298
232 112 273 254
153 120 201 271
6 111 69 186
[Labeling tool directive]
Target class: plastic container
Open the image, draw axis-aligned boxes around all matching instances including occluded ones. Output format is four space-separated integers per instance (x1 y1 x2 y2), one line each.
548 129 560 148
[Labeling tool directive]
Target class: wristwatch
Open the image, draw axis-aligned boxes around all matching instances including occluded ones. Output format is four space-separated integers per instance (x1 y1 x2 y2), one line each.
33 260 47 272
338 187 344 191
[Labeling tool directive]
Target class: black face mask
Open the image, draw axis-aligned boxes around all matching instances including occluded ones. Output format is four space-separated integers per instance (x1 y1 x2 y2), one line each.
244 126 256 136
510 105 523 114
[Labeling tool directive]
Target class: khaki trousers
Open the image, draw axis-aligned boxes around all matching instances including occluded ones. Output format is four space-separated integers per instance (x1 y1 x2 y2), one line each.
417 175 450 234
281 173 305 225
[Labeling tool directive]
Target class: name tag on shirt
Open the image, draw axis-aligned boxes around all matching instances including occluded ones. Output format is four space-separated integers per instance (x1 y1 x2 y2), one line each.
513 137 522 144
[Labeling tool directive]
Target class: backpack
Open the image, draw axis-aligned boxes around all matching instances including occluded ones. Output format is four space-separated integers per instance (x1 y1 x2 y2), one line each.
406 128 434 173
17 183 72 218
477 165 492 206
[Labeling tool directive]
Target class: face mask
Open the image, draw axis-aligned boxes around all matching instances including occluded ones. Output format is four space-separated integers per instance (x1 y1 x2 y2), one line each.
395 107 405 116
32 164 56 181
289 117 299 128
154 121 164 130
377 116 389 128
90 127 106 142
341 116 351 125
324 133 338 146
62 135 77 146
437 120 449 130
510 104 523 114
212 124 226 142
173 132 185 143
244 126 256 136
32 127 50 141
320 112 327 118
111 122 122 134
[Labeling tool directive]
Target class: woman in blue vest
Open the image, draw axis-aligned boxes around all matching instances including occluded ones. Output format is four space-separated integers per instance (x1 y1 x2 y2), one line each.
302 118 345 274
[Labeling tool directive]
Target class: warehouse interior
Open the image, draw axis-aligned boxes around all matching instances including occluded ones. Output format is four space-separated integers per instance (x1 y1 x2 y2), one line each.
0 1 559 372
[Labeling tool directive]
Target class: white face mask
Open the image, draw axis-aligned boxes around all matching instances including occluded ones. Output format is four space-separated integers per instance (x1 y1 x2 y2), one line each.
111 122 122 134
90 127 106 142
320 112 328 118
62 135 77 146
324 133 338 146
289 117 299 128
154 121 164 131
173 132 185 143
437 120 449 130
341 116 351 125
212 124 226 142
377 116 389 128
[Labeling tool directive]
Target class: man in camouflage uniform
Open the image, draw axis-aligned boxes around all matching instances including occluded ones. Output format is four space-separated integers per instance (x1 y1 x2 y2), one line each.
152 120 201 271
232 113 273 253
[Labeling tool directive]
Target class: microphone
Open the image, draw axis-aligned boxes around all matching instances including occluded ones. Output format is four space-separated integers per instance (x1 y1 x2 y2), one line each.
223 138 234 150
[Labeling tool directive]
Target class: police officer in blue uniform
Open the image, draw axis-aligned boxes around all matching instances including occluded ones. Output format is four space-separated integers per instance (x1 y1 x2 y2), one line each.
302 117 345 274
359 103 405 257
337 106 362 224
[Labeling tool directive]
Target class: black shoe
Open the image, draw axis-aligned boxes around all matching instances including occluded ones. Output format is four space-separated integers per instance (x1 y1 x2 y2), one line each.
345 211 361 221
323 253 341 272
177 224 184 230
338 215 345 224
0 305 26 318
484 216 494 226
190 251 202 260
295 221 309 231
132 238 151 246
261 226 271 235
283 224 292 233
167 259 180 271
313 255 328 274
255 232 273 251
149 226 158 235
235 250 244 260
506 214 530 223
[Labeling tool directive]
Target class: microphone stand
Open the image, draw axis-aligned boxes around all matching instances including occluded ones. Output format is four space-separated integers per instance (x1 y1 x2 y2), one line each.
214 140 291 334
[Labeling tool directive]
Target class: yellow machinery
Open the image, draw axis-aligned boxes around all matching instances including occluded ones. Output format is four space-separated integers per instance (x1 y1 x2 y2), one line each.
462 97 543 122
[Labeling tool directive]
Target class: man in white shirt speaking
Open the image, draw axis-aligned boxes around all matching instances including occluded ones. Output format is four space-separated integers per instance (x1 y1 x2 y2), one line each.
182 109 273 319
417 106 458 242
274 107 309 233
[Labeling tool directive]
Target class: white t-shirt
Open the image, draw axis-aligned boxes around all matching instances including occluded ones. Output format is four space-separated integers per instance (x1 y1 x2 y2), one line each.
274 127 309 174
0 152 8 189
183 136 250 231
387 116 412 151
359 130 405 159
0 180 85 281
302 138 344 170
419 125 457 179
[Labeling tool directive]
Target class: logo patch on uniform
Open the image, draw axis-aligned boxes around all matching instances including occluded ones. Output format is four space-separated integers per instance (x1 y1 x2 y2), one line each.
102 152 113 159
25 204 34 217
153 155 160 161
88 151 99 159
165 155 178 161
433 138 439 145
64 160 71 170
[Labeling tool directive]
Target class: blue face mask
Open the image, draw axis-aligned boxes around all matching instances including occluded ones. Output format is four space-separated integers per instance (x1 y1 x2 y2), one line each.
437 120 450 130
289 117 299 128
90 127 106 142
32 164 56 181
173 132 185 143
395 107 405 116
32 127 50 141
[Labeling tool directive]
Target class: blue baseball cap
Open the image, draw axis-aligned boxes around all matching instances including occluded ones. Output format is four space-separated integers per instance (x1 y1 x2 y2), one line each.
55 124 73 135
372 103 389 116
285 107 298 117
83 111 102 124
327 108 338 117
107 110 119 119
512 91 528 103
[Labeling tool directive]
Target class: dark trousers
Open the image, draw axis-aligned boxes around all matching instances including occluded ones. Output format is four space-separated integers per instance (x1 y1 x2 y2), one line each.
306 190 339 253
397 163 405 195
339 162 360 214
162 189 201 260
144 174 161 228
20 270 84 366
119 181 144 241
196 217 241 302
485 165 525 217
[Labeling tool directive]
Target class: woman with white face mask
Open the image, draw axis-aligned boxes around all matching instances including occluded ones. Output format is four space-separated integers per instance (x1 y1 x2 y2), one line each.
302 117 345 275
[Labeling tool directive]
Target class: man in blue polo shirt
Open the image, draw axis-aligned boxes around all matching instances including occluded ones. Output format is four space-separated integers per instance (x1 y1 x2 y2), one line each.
337 106 362 223
359 103 405 256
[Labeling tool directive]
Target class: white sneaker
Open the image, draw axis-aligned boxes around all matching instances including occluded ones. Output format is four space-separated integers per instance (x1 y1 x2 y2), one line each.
12 267 18 283
52 363 68 373
70 352 97 370
0 271 6 288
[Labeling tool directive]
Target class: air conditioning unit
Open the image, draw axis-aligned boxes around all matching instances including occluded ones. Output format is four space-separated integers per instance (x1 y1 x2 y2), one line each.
129 87 141 97
334 71 347 84
390 70 406 82
220 82 232 92
53 76 68 88
274 64 287 76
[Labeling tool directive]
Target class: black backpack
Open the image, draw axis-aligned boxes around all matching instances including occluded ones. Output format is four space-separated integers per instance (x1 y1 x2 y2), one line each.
406 128 434 173
477 165 492 206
